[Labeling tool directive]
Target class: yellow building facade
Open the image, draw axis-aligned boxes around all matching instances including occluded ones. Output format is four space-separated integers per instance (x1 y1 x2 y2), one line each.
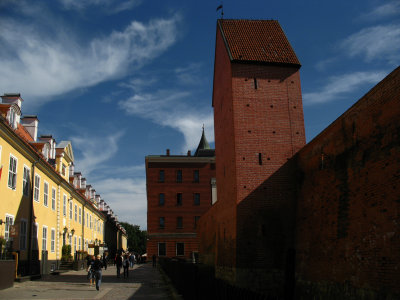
0 94 116 276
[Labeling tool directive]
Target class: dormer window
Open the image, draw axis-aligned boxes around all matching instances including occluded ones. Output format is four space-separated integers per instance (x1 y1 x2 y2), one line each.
62 164 66 176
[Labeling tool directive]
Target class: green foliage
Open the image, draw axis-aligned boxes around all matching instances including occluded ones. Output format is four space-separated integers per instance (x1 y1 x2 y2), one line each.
120 222 147 254
61 244 73 261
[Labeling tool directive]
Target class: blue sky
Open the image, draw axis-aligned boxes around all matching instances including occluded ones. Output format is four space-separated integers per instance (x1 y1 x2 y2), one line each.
1 0 399 230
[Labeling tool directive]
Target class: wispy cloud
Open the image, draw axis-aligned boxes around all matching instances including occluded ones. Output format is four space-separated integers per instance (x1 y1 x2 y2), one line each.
0 9 181 107
303 71 387 105
92 177 147 228
359 1 400 21
340 24 400 64
119 88 214 152
59 0 142 13
70 131 125 175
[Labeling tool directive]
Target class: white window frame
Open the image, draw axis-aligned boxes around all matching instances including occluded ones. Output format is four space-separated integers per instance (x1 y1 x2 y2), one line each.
69 201 73 220
42 225 48 251
78 237 81 250
86 213 89 228
63 194 67 216
51 188 56 211
50 228 55 252
74 204 77 222
19 219 27 250
8 154 17 190
22 165 30 196
79 207 82 224
34 174 40 202
43 181 49 207
74 236 77 252
90 215 92 229
4 214 15 241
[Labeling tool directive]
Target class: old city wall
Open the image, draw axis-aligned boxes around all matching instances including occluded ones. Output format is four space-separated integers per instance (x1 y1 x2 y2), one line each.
294 66 400 298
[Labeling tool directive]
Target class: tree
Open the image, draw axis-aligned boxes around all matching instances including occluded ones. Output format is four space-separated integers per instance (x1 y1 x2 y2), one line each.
120 222 147 254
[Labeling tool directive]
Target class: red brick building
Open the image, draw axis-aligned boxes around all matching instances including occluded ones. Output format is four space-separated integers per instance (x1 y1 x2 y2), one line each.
146 130 216 261
198 18 400 299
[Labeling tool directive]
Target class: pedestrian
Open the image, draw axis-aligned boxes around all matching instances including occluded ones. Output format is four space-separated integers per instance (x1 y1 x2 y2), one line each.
129 253 135 268
123 254 129 278
86 255 95 287
92 254 104 291
152 254 157 268
115 253 123 278
102 252 108 270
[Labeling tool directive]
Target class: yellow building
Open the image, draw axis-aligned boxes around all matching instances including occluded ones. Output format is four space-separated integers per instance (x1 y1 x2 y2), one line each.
0 94 120 276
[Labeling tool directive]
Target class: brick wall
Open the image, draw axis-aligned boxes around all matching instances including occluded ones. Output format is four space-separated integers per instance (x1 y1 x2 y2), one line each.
146 159 215 261
294 66 400 298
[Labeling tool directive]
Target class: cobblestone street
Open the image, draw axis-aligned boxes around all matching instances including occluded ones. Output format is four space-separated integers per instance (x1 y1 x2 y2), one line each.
0 263 174 300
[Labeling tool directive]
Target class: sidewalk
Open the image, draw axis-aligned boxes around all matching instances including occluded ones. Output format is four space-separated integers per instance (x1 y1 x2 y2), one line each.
0 262 175 299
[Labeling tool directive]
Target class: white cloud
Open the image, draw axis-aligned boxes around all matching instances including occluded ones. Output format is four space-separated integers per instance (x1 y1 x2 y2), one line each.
340 24 400 64
359 1 400 20
0 12 181 107
119 89 214 152
92 177 147 228
59 0 142 13
70 131 125 175
303 71 387 105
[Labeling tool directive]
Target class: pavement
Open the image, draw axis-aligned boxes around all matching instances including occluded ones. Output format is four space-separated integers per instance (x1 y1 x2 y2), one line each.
0 262 180 300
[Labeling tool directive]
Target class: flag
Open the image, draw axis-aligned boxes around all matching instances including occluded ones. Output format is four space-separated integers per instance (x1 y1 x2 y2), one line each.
216 4 223 11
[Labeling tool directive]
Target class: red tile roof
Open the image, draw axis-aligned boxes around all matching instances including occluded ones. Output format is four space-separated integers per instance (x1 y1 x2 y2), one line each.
218 19 300 66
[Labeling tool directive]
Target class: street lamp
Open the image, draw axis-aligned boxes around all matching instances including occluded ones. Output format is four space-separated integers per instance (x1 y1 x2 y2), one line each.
71 229 75 236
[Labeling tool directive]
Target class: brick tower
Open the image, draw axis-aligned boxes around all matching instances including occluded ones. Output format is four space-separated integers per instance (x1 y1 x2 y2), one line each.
198 19 306 295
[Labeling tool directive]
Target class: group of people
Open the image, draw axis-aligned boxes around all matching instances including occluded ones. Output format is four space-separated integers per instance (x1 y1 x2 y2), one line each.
86 252 138 290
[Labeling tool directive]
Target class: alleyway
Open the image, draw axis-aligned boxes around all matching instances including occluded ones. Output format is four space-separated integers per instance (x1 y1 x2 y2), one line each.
0 263 177 300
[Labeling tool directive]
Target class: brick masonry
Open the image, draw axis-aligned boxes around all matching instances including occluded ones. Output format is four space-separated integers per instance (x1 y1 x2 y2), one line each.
198 19 400 299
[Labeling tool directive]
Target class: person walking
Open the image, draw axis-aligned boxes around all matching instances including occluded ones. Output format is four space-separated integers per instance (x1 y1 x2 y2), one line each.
129 253 135 268
102 252 108 270
115 253 123 278
123 254 130 278
86 255 95 287
92 254 104 291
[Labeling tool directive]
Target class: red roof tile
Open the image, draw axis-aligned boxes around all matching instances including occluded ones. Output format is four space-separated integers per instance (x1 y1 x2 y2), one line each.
218 19 300 66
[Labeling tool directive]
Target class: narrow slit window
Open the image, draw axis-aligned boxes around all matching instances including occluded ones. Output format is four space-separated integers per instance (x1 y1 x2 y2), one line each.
254 78 258 89
258 153 262 165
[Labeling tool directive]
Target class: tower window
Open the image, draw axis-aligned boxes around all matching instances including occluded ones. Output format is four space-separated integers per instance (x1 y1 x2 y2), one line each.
254 78 258 89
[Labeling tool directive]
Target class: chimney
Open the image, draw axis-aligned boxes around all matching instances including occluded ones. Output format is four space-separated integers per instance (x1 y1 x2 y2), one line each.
21 115 39 141
187 150 191 156
166 149 170 156
39 135 56 159
1 93 23 110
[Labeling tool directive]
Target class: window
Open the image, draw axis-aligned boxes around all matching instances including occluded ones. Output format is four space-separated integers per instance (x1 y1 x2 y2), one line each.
78 237 81 250
34 175 40 202
51 229 55 252
62 164 66 176
23 166 30 196
194 216 200 229
159 193 165 206
159 217 165 229
20 219 27 250
176 243 184 256
79 208 82 224
74 204 77 222
194 193 200 206
74 236 77 252
42 226 47 251
159 170 165 182
86 213 89 228
194 170 199 183
254 77 258 89
90 215 92 229
158 243 166 256
32 223 38 250
43 182 49 207
5 215 14 241
177 193 182 206
69 201 73 220
176 170 182 183
8 155 17 189
51 188 56 210
176 217 183 228
63 195 67 216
